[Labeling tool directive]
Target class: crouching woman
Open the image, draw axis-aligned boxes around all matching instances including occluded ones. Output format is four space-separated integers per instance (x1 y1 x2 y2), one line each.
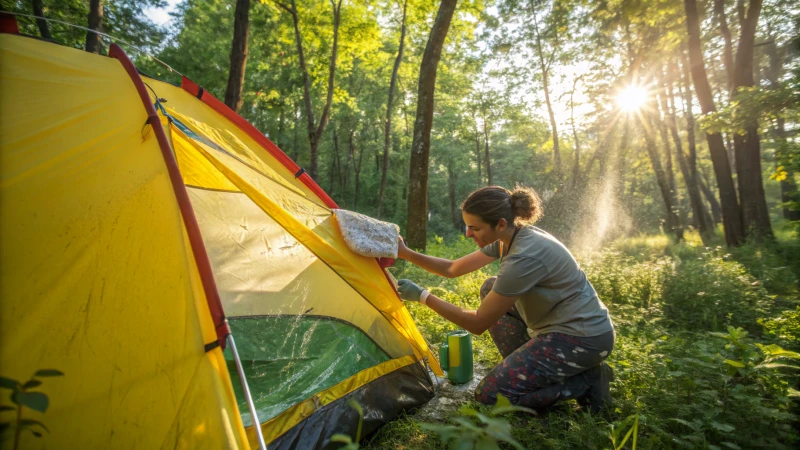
396 186 615 412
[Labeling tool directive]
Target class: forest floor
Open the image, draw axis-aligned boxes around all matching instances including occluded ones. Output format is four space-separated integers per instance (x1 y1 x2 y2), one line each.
362 227 800 449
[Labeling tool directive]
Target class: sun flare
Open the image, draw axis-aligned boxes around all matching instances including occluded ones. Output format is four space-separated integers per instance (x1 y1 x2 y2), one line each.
616 86 648 112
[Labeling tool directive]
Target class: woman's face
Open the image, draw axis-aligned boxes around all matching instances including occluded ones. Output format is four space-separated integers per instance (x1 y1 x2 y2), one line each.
462 211 503 248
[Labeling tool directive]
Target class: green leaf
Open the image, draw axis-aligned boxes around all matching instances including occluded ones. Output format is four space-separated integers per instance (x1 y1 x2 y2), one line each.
22 380 42 390
453 436 475 450
33 370 64 377
493 394 513 410
721 442 742 450
11 392 48 413
330 434 353 444
491 405 537 416
0 377 19 391
458 405 479 417
18 419 49 433
755 363 800 371
475 434 502 450
723 359 746 368
756 344 800 359
710 421 735 433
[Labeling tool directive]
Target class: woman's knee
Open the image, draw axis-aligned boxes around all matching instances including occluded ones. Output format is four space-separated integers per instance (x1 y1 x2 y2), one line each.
474 378 497 405
480 276 497 301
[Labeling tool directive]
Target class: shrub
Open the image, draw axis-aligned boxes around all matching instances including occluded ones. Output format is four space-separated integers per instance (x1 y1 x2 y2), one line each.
661 248 771 333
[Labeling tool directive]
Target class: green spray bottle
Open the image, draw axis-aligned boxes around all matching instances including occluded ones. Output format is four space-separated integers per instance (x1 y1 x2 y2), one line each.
438 330 474 384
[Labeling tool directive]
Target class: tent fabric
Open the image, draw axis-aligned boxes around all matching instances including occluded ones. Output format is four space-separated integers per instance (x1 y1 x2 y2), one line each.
0 34 247 449
1 24 440 450
158 91 439 446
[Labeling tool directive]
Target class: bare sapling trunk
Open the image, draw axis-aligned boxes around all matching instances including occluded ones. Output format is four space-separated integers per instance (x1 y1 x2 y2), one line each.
378 0 408 218
276 0 342 181
664 62 713 243
641 111 683 241
530 3 561 180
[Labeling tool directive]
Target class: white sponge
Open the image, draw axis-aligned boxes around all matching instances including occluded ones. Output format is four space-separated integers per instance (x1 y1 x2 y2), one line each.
334 209 400 259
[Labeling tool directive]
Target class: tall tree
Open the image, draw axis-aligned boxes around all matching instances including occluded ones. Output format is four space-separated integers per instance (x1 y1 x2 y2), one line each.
642 109 683 241
406 0 458 250
378 0 408 218
570 75 584 188
731 0 772 238
86 0 103 53
684 0 744 246
714 0 735 94
529 0 561 179
663 62 713 243
275 0 343 181
225 0 251 112
32 0 52 40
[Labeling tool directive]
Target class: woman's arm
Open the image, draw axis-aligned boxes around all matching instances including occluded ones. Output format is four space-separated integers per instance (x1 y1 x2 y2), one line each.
424 290 518 335
398 238 496 278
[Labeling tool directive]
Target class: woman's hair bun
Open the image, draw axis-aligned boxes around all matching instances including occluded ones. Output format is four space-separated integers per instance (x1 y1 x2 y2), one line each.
510 185 543 226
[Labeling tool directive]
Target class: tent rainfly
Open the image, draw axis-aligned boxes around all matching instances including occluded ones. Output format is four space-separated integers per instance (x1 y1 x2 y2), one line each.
0 16 442 450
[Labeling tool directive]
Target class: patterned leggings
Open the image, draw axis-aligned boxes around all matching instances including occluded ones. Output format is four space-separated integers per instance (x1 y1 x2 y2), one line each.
474 277 615 408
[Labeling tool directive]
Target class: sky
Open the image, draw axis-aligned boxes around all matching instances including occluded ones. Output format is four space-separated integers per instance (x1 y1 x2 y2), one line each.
143 0 181 26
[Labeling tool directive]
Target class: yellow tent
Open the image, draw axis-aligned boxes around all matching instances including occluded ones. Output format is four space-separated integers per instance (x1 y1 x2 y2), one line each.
0 18 441 450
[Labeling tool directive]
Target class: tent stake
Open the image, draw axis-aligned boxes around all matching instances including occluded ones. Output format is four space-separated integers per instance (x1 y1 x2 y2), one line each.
227 334 268 450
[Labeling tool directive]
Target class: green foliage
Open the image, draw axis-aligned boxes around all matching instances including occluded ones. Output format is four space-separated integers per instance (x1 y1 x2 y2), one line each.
330 398 365 450
0 369 64 449
760 307 800 349
367 233 800 449
660 248 772 333
419 395 533 450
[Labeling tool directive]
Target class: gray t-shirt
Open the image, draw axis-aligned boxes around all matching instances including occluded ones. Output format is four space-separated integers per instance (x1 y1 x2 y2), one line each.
480 226 613 338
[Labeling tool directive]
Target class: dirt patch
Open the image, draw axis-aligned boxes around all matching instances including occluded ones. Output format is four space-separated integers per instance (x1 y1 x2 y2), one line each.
415 363 490 421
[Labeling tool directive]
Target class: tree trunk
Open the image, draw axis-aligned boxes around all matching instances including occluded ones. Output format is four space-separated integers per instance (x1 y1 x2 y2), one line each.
447 159 458 226
765 38 800 221
615 121 630 201
664 63 713 243
530 10 560 179
474 122 482 183
732 0 771 238
570 76 583 188
352 129 364 209
333 124 343 192
278 0 342 181
292 101 300 162
378 0 408 218
32 0 52 40
483 117 492 185
684 0 744 246
642 113 683 241
85 0 103 53
406 0 458 250
224 0 250 113
699 173 724 224
714 0 735 94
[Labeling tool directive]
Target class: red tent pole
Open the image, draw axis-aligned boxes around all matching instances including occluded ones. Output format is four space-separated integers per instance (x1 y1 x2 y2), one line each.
108 43 231 349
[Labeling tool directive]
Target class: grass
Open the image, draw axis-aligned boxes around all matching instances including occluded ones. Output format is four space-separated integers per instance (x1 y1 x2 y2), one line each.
363 229 800 450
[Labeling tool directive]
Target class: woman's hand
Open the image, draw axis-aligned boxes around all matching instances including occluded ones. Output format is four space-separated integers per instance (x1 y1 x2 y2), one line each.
397 236 410 259
397 279 425 302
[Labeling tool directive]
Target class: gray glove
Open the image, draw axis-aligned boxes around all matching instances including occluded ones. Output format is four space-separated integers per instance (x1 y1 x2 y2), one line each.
398 279 425 302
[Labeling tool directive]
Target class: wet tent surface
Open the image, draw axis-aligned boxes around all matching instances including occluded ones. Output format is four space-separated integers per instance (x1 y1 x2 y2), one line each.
224 316 391 426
